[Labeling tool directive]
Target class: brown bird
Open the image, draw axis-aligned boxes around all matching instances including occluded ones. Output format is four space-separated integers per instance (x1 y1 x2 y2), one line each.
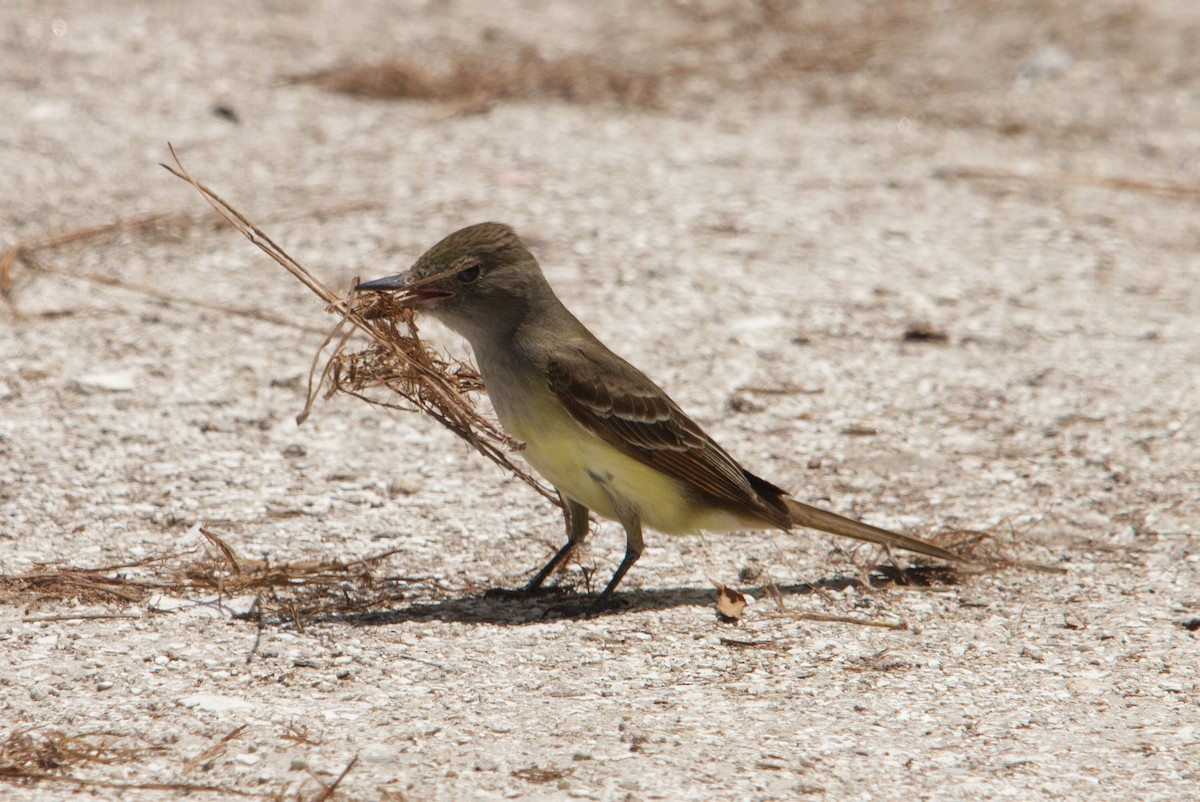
358 223 963 607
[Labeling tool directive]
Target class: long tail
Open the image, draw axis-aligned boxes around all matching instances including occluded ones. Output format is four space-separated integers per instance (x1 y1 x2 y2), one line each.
783 498 966 563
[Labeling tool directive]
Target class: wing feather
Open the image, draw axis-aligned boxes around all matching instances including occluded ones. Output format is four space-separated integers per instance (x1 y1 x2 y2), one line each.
546 345 788 525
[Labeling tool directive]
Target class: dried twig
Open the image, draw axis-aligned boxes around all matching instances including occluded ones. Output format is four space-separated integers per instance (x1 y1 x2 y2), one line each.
21 613 143 623
306 755 359 802
161 145 559 505
772 611 908 629
183 725 248 775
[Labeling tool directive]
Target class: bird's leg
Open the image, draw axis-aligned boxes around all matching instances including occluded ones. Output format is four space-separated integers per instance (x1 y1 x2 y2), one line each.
589 506 644 611
523 496 590 592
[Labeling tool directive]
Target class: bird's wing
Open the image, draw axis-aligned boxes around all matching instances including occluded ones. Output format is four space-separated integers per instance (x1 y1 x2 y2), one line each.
545 344 785 518
545 344 965 563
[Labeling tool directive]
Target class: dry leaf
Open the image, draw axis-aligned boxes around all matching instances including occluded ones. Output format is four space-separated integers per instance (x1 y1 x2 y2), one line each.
711 580 748 623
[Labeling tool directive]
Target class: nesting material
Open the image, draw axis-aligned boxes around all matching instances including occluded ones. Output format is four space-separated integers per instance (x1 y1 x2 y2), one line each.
162 145 557 504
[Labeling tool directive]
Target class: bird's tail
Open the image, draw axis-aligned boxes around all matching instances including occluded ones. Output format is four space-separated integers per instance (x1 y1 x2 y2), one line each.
783 498 966 564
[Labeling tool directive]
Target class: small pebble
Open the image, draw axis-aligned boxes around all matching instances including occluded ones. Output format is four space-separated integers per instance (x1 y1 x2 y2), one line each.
388 477 423 496
72 371 136 393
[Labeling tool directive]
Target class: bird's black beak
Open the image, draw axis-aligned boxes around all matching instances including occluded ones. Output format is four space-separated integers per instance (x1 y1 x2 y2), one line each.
355 273 454 306
355 274 410 292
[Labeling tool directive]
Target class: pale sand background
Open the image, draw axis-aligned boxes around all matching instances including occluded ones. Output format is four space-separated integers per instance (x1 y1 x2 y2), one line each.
2 1 1198 800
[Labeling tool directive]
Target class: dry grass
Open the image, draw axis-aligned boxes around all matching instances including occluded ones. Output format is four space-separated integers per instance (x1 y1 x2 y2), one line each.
0 203 384 328
0 726 361 799
0 526 437 626
937 166 1200 200
511 765 573 784
0 213 191 312
0 728 232 796
299 46 662 109
0 552 177 608
292 0 1200 151
930 525 1063 573
181 528 432 625
0 728 157 776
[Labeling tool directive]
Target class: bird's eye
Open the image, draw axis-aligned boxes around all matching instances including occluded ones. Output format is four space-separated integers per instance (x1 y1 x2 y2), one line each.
456 264 482 283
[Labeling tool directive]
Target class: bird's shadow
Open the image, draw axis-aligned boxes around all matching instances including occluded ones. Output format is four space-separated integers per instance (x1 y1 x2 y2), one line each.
312 563 958 627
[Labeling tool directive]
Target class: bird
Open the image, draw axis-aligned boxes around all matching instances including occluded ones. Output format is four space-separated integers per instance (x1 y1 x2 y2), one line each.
356 222 963 608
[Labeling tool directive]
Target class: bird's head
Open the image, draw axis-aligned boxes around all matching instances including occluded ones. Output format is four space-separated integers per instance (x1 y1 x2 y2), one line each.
356 222 551 342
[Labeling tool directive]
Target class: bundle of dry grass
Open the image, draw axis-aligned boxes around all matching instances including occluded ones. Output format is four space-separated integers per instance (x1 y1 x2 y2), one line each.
162 145 558 506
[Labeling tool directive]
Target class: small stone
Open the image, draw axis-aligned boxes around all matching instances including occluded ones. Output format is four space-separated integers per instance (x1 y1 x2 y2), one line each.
149 593 191 611
221 595 259 618
1021 44 1073 79
388 477 422 496
72 371 136 393
359 742 401 764
177 693 253 712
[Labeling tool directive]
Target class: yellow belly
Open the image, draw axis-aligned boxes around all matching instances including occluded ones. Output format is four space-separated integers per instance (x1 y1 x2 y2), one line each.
496 384 749 535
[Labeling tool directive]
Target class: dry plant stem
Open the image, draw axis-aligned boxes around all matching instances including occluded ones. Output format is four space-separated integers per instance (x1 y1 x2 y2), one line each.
49 266 324 332
941 166 1200 199
0 213 186 301
309 755 359 802
0 774 258 796
22 613 143 623
772 612 908 630
2 203 374 324
161 145 559 505
183 726 247 775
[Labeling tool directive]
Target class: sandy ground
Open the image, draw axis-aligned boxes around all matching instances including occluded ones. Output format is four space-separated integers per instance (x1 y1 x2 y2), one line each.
2 1 1198 800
